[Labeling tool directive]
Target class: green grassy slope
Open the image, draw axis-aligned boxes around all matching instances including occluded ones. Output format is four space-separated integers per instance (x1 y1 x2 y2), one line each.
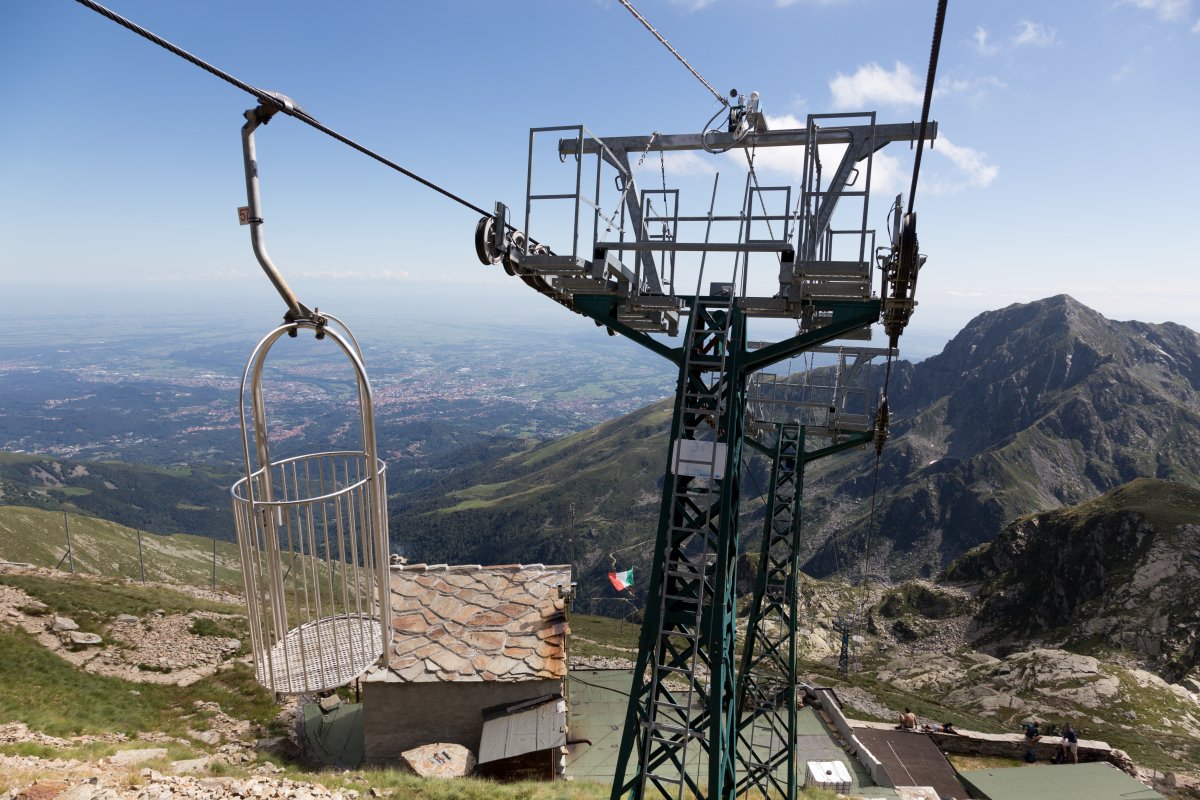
0 506 241 590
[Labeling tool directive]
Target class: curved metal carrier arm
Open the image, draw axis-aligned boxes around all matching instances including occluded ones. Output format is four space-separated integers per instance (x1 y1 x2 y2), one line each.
240 95 320 328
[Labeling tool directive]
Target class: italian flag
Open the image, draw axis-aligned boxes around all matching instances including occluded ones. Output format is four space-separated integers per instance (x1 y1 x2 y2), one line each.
608 568 634 592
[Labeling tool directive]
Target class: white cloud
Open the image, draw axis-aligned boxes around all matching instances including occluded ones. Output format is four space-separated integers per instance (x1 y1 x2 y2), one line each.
936 75 1006 101
1012 20 1058 47
666 0 715 10
972 20 1058 55
292 270 412 281
926 136 998 193
972 27 1000 56
661 151 717 177
829 62 923 110
766 113 806 129
1192 16 1200 31
864 151 905 196
1122 0 1192 21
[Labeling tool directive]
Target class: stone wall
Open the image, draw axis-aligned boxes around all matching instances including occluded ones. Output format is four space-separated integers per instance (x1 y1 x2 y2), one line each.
362 678 562 763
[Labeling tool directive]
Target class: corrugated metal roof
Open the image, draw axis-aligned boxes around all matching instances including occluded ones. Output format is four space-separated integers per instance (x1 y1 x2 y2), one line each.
368 563 571 684
853 727 968 800
959 763 1164 800
478 694 567 764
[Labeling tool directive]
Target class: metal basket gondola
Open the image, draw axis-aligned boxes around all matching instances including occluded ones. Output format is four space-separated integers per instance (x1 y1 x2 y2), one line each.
231 317 391 694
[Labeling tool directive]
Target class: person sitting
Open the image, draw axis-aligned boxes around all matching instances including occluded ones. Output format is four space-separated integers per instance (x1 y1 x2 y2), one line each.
1022 720 1042 742
898 707 917 730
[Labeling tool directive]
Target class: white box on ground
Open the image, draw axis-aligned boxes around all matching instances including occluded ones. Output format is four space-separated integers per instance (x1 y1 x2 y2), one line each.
804 760 852 793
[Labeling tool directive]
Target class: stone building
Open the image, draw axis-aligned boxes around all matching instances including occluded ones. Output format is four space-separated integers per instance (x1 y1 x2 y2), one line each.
362 562 572 777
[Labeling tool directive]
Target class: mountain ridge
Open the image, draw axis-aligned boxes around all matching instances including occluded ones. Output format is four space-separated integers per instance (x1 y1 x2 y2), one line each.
802 294 1200 578
388 295 1200 592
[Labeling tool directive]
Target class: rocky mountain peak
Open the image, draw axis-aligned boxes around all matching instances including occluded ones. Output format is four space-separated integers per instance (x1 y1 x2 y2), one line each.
948 478 1200 681
803 297 1200 580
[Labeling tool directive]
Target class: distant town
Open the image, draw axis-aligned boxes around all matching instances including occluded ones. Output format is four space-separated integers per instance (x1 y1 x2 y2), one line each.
0 317 672 467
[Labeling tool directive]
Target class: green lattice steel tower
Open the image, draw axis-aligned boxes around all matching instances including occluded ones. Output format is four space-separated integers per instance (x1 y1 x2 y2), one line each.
476 111 933 800
734 345 888 799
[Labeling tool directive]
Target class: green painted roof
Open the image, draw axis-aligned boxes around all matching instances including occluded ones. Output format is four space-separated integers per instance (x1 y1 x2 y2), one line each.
565 669 898 797
958 763 1163 800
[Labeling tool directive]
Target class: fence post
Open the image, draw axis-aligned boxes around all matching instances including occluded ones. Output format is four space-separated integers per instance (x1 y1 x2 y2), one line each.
63 511 75 574
137 527 145 583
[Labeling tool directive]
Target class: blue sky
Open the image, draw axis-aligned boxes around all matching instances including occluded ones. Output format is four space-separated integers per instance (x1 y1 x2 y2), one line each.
2 0 1198 356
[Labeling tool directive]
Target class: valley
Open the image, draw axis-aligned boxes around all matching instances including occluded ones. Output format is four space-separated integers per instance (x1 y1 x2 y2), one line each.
3 296 1200 792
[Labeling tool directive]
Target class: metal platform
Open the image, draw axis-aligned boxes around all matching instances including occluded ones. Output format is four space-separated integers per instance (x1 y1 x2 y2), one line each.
260 614 384 696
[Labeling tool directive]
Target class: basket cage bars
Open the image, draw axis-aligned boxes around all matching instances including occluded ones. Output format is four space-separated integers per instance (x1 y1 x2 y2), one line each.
230 317 391 695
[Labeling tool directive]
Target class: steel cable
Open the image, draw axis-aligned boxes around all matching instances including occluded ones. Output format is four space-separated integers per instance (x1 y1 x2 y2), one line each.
907 0 949 217
864 0 947 582
616 0 729 108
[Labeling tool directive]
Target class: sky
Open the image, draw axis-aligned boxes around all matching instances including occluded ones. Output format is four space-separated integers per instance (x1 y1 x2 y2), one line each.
2 0 1198 358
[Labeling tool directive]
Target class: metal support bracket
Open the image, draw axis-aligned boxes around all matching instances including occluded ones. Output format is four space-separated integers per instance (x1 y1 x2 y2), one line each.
240 95 323 330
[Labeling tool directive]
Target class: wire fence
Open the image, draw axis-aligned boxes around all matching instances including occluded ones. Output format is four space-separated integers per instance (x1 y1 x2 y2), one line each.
33 510 244 595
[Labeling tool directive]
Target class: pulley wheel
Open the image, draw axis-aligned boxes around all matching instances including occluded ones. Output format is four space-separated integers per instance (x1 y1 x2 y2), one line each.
474 216 502 266
504 231 526 276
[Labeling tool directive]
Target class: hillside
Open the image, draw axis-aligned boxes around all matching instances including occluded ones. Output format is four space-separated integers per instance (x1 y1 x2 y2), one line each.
0 506 241 589
0 452 235 540
391 402 676 614
947 478 1200 681
392 296 1200 588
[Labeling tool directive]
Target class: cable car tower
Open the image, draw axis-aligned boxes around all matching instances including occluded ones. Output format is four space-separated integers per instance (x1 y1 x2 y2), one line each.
476 102 934 798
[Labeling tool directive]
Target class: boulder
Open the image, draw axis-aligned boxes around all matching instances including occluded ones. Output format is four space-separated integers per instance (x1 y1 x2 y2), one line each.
103 748 168 766
115 614 139 624
55 783 99 800
401 742 476 778
962 652 1000 665
190 729 222 746
168 757 212 774
68 631 103 647
52 616 79 632
14 780 72 800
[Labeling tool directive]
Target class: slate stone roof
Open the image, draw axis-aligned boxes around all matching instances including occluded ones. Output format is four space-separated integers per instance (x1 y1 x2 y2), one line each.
370 563 571 684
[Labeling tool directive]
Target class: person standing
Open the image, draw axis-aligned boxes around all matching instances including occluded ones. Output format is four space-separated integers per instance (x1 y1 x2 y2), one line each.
1061 722 1078 764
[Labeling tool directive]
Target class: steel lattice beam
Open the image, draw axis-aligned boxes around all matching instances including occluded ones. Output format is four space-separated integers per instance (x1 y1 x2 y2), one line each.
611 300 746 800
580 299 881 800
733 427 874 799
735 424 804 799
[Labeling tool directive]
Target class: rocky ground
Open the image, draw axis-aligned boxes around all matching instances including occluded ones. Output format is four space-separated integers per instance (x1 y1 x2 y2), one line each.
0 566 244 687
3 757 379 800
4 565 1200 798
